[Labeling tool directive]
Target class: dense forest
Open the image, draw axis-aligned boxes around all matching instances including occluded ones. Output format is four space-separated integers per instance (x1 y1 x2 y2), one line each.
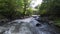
0 0 33 19
0 0 60 26
39 0 60 26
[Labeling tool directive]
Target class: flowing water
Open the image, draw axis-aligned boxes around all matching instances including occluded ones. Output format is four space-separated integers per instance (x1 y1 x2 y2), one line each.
0 17 60 34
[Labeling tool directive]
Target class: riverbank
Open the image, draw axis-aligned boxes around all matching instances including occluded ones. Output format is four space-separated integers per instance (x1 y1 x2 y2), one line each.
38 16 60 27
0 15 31 26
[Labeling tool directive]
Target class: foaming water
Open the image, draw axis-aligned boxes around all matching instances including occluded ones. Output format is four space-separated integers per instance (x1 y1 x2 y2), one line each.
0 17 60 34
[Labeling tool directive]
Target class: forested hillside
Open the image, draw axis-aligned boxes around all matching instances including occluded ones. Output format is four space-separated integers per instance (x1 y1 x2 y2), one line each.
39 0 60 26
0 0 33 20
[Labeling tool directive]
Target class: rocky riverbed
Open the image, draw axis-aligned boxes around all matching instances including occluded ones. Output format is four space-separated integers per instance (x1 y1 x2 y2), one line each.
0 17 60 34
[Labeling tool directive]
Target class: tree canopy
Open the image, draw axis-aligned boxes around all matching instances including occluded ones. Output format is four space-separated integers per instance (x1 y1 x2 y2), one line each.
39 0 60 17
39 0 60 26
0 0 33 19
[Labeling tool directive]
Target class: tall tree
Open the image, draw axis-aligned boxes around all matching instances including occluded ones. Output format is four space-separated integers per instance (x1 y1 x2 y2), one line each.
0 0 32 19
39 0 60 16
23 0 32 16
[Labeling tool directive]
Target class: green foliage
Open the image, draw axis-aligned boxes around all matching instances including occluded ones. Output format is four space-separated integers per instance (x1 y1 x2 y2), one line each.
39 0 60 16
0 0 33 19
39 0 60 26
54 18 60 26
0 0 16 19
25 8 33 16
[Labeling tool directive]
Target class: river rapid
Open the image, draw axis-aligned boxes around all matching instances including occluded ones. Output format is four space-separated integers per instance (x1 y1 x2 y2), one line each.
0 17 60 34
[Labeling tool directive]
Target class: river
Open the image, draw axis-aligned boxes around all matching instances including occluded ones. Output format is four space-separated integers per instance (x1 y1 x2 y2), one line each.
0 17 60 34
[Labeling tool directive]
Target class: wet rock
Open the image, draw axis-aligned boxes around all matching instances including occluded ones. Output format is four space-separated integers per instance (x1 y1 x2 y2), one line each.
36 23 41 27
49 21 54 24
0 19 9 26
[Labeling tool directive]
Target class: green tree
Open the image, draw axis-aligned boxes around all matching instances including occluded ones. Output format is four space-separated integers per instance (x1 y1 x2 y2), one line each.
0 0 16 19
39 0 60 26
0 0 32 19
39 0 60 16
